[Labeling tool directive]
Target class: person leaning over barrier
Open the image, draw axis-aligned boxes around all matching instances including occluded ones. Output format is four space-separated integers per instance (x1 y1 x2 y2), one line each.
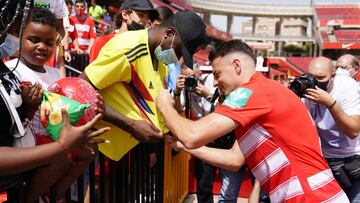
156 40 348 202
80 11 208 155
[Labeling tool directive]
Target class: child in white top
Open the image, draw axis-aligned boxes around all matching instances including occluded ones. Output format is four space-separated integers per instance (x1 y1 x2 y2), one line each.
6 8 97 203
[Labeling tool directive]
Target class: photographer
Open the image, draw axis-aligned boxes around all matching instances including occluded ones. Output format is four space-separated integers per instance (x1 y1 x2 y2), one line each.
173 64 214 117
173 64 244 203
303 57 360 201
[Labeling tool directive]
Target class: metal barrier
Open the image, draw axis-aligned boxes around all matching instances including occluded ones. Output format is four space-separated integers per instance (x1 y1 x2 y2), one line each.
65 52 90 73
163 145 191 203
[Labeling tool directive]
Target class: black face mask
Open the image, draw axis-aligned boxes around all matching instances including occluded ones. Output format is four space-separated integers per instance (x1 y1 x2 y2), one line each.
318 80 329 91
127 21 145 31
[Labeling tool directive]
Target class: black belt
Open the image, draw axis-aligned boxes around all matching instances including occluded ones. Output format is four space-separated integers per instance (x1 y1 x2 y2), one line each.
326 154 360 163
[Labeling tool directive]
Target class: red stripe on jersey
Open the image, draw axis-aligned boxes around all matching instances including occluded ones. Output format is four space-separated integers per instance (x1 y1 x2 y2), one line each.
130 64 154 101
260 163 294 193
243 139 281 170
123 83 154 125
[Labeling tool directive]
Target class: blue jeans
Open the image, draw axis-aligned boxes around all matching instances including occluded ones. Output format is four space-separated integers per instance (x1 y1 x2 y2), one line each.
344 181 360 202
195 158 217 203
218 166 246 203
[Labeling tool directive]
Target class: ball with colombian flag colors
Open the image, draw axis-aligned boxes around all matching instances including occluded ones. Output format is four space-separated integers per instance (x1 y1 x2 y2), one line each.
47 77 98 126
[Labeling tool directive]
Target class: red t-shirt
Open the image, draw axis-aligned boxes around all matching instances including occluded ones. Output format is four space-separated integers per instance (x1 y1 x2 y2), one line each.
68 16 96 50
66 22 78 51
89 32 115 63
215 73 348 202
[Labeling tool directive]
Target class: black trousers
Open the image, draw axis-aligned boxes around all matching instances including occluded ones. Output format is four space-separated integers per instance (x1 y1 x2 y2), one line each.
194 158 217 203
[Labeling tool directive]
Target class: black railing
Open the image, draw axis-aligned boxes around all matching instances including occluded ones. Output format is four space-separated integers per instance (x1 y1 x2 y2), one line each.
4 138 165 203
65 52 90 73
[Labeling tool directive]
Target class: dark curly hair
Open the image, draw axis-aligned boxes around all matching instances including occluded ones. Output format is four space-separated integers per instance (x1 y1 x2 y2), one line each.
30 7 57 29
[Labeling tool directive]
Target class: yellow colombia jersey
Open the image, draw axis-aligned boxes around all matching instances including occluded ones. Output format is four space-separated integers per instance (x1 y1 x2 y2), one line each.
85 29 168 161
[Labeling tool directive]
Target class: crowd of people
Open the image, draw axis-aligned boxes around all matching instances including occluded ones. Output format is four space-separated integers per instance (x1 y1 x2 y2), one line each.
0 0 360 203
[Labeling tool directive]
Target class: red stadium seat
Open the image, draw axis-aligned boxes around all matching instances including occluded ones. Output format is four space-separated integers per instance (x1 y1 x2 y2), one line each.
334 30 360 42
320 31 329 42
286 57 314 73
316 6 360 26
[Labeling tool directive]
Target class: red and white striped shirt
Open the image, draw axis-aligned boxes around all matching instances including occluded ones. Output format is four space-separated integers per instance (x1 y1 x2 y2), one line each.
216 73 348 202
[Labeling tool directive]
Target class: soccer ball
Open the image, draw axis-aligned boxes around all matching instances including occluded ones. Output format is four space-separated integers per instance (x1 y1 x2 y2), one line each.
48 77 98 126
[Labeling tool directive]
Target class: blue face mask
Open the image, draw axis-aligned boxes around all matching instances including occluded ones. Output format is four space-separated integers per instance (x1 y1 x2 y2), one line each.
154 34 179 65
0 34 19 59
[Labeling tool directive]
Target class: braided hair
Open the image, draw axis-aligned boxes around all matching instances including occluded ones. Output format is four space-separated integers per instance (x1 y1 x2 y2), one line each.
0 0 33 73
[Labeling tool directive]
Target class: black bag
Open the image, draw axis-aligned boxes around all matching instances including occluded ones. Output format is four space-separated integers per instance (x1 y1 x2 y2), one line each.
344 155 360 180
326 155 360 189
206 131 236 149
206 88 236 150
327 159 352 189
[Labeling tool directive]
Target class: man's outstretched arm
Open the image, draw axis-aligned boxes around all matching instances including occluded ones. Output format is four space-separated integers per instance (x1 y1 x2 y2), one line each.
156 90 239 149
168 136 244 171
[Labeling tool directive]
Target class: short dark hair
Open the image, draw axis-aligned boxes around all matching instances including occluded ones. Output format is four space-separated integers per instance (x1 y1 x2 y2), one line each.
75 0 86 5
66 0 74 6
209 40 256 64
30 7 57 29
156 6 173 23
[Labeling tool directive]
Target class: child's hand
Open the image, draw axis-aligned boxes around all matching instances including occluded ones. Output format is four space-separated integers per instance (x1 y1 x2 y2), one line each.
20 82 43 120
58 108 110 151
94 92 105 119
21 82 42 107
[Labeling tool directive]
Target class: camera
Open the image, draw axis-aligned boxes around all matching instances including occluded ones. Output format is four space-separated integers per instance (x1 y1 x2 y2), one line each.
289 73 318 97
184 76 198 91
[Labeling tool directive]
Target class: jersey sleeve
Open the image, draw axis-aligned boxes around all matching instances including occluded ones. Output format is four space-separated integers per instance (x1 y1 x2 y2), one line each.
215 86 272 127
84 38 131 90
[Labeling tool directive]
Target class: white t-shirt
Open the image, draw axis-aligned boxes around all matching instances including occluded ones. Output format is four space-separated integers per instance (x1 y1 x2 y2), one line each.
305 69 360 158
6 59 62 137
34 0 69 19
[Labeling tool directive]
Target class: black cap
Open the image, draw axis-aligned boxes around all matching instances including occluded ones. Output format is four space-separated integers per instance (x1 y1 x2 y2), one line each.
120 0 159 21
172 11 208 69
